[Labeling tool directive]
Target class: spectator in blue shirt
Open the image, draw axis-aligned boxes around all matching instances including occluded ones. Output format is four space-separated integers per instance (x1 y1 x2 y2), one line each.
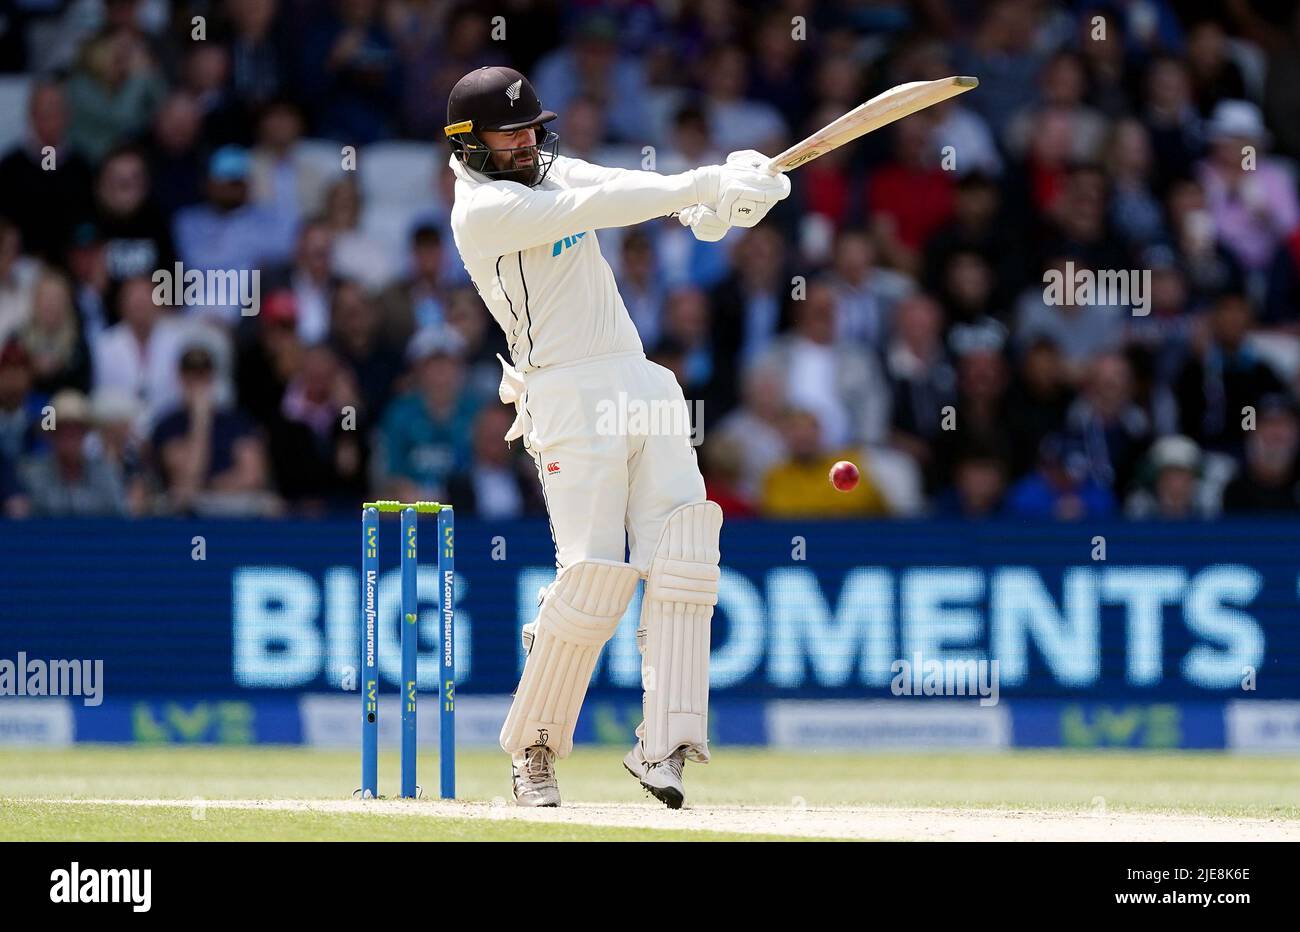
377 326 479 503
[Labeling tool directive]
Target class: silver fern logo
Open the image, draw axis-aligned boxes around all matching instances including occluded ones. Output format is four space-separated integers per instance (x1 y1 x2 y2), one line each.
506 79 522 106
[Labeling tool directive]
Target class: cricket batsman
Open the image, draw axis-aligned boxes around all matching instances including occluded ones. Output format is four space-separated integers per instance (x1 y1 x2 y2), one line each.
443 66 790 808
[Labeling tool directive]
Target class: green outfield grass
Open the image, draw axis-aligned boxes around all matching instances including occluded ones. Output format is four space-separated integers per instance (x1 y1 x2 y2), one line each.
2 746 1298 840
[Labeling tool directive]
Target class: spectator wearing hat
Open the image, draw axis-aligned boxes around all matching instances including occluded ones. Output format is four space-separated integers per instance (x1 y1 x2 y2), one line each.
376 327 479 502
19 389 127 516
0 80 95 264
1125 434 1214 519
1197 100 1300 274
89 387 149 515
173 145 297 320
151 343 271 515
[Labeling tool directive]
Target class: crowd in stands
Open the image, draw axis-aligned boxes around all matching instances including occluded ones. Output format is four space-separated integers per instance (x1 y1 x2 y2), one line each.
2 0 1300 521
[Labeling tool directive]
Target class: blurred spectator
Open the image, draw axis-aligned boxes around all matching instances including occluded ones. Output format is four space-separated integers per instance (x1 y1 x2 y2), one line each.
18 270 92 395
1015 255 1124 381
658 286 729 414
1222 395 1300 512
148 91 206 217
235 288 301 427
92 275 192 427
934 442 1010 519
701 434 758 519
711 360 788 498
886 293 956 489
1106 117 1166 249
297 0 401 144
446 405 545 519
1006 51 1107 163
181 39 244 146
376 224 448 351
1171 292 1286 456
1262 9 1300 161
533 14 650 145
89 146 175 310
1006 432 1116 520
65 25 167 163
322 177 395 289
0 81 95 263
226 0 289 110
19 389 126 516
0 340 40 462
616 230 666 349
866 114 954 275
1063 352 1152 495
274 343 366 509
1142 55 1205 195
756 279 890 449
376 327 478 501
934 322 1013 486
173 146 297 319
0 220 39 344
249 98 328 236
1197 100 1299 275
151 344 272 515
710 226 790 372
1125 434 1215 519
266 219 336 346
826 229 912 348
331 279 402 418
760 409 888 517
699 45 787 154
1184 19 1247 117
954 0 1045 139
1166 177 1245 307
444 285 507 403
1004 337 1075 476
89 387 149 515
923 171 1024 315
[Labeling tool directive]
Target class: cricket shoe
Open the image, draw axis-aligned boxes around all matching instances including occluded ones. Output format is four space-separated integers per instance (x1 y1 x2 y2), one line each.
623 742 687 810
511 744 560 807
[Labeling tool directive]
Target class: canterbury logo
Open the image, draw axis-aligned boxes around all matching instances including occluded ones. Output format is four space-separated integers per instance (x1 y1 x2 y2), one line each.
506 79 522 106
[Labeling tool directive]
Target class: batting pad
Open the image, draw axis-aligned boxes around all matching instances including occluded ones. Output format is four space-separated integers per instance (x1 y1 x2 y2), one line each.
638 501 723 763
499 559 641 757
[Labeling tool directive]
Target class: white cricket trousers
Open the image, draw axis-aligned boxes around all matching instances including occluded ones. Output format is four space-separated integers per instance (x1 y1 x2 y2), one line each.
517 351 706 570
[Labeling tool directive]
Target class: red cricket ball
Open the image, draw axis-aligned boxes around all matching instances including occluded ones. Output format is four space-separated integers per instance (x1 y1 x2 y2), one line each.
829 460 860 492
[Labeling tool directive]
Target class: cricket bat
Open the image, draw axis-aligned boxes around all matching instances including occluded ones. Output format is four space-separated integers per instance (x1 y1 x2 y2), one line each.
765 75 979 173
